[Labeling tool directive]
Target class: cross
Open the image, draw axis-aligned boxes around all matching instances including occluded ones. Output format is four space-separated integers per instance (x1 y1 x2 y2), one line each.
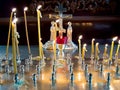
55 3 67 18
49 2 72 19
49 2 72 42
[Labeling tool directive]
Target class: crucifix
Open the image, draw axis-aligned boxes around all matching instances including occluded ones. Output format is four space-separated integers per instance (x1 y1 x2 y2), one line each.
49 2 72 39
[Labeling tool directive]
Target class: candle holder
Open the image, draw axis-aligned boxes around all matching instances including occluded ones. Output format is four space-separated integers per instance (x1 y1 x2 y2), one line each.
78 35 83 64
57 44 65 59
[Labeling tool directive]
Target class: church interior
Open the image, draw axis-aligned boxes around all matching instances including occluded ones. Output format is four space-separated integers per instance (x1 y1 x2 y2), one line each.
0 0 120 90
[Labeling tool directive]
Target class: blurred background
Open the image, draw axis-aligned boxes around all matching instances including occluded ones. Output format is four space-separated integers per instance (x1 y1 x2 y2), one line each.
0 0 120 45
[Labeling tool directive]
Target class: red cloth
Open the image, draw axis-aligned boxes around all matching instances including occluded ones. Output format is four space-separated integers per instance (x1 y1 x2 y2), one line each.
56 36 68 44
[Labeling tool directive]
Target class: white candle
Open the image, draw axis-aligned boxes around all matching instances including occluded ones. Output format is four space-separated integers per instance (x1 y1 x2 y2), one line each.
37 5 42 60
95 42 99 60
103 44 108 57
109 36 118 61
24 7 31 55
78 35 83 60
12 18 18 74
91 38 95 57
82 44 87 60
53 40 56 60
115 40 120 56
6 8 16 60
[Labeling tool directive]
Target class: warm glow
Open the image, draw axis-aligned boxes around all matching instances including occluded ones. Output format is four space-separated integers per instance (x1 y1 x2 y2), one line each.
118 40 120 44
81 22 93 26
82 83 85 89
96 42 99 46
92 38 95 41
78 72 82 81
105 44 108 47
93 83 97 87
37 5 42 10
12 8 16 12
56 19 59 23
112 36 118 41
24 7 28 11
81 23 86 26
79 35 83 40
40 38 42 41
13 18 18 23
83 43 87 47
110 85 114 90
41 74 44 80
53 40 55 44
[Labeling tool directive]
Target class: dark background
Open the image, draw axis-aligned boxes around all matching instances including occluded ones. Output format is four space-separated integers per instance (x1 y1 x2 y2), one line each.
0 0 31 17
0 0 120 45
0 0 120 17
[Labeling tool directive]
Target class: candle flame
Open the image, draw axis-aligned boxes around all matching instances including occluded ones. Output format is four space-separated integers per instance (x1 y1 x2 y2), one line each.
24 7 28 11
13 18 18 23
112 36 118 41
79 35 83 40
105 44 108 47
92 38 95 41
37 5 42 10
83 43 87 47
118 40 120 44
12 8 16 12
96 42 99 46
56 19 59 23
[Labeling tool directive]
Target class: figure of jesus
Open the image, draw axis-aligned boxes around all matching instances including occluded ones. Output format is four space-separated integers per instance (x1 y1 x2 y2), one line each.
57 18 66 39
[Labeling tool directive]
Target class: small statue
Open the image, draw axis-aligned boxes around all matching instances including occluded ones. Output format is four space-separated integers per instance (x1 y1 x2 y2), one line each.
67 22 72 42
50 21 56 41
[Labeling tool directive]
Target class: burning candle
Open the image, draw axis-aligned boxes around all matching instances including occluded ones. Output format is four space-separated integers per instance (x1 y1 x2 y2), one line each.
53 40 56 60
115 40 120 56
12 18 18 74
6 8 16 60
53 22 58 60
109 36 118 61
37 5 42 60
78 35 83 60
103 44 108 57
95 43 99 60
82 44 87 60
91 38 95 57
24 7 31 55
